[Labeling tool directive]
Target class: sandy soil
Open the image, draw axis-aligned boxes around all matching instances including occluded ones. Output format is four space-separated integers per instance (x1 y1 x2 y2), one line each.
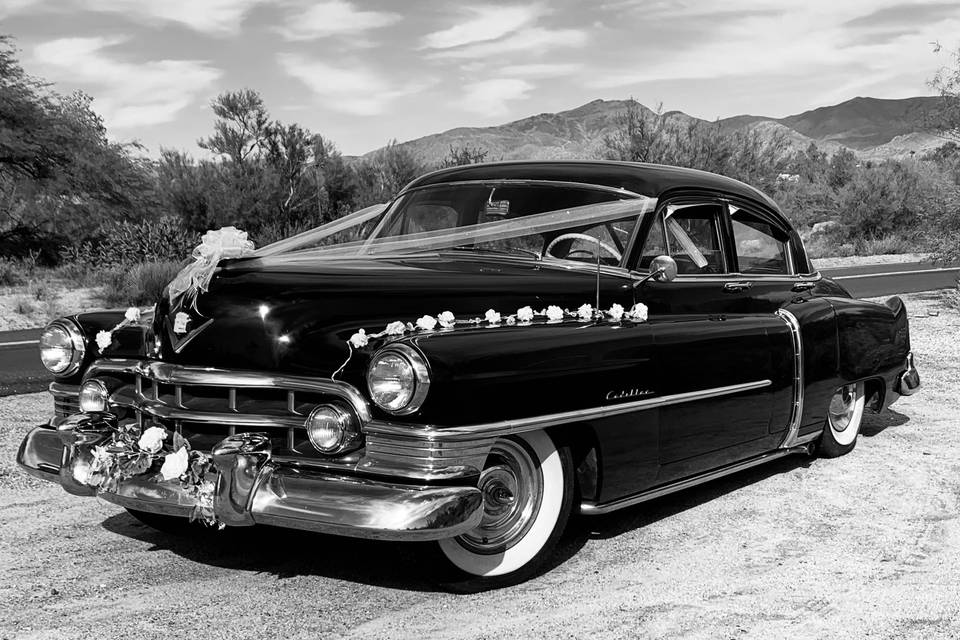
0 285 103 332
0 291 958 639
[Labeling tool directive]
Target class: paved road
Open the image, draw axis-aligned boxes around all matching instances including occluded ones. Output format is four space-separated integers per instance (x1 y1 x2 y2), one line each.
0 261 957 397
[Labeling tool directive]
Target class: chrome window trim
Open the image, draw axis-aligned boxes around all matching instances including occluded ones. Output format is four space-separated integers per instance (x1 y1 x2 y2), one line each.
775 308 805 448
398 179 645 200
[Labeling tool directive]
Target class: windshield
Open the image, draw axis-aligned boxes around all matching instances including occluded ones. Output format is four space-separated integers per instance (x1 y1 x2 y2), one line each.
257 181 654 266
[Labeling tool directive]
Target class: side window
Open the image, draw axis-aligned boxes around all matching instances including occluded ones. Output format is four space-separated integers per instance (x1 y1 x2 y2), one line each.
730 207 790 275
663 204 725 275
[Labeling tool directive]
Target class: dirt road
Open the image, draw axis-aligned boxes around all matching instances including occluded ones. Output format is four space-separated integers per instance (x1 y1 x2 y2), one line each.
1 291 958 640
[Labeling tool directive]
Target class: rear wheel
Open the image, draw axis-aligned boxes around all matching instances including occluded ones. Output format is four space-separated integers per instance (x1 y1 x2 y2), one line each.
818 381 866 458
438 430 573 581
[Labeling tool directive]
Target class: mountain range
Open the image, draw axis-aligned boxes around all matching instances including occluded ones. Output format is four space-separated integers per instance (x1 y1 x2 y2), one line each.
366 96 948 163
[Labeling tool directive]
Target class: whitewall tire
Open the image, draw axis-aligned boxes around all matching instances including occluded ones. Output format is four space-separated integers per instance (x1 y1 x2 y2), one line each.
438 430 573 579
818 381 866 457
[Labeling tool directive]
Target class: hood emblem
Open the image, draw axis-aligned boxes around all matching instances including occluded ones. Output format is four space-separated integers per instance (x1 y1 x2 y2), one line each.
166 304 213 354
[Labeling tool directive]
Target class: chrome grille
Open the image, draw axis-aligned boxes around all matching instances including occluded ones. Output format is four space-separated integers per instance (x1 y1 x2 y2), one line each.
87 359 372 455
360 422 495 480
51 382 79 419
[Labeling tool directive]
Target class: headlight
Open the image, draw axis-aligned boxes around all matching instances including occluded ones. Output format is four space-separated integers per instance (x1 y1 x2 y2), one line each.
39 320 85 376
79 379 109 413
305 404 355 453
366 344 430 415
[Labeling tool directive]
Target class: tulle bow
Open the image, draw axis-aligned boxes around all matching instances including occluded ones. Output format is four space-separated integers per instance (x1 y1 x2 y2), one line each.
168 226 255 306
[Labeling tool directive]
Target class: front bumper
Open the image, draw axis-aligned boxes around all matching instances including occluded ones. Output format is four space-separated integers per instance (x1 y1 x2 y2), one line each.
16 422 483 541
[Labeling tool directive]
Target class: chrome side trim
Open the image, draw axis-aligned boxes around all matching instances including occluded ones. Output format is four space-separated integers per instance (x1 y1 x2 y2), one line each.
364 379 773 443
87 359 372 422
775 308 805 448
580 445 811 515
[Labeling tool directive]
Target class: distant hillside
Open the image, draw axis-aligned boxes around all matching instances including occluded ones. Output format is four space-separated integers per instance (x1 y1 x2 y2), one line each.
365 96 946 163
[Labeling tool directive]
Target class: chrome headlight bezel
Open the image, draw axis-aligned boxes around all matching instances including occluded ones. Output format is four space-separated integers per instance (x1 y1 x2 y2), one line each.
305 403 355 453
365 343 431 415
39 319 86 377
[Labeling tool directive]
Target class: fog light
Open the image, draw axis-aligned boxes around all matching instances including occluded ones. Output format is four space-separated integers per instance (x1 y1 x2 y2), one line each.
79 379 109 413
305 404 354 453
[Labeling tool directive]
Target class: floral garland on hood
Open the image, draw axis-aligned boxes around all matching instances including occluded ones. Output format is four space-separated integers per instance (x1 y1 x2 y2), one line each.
85 422 220 528
333 301 648 379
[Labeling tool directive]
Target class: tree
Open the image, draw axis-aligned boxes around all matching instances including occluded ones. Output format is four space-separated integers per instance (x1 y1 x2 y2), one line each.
0 36 160 252
930 44 960 141
198 89 271 164
438 144 489 168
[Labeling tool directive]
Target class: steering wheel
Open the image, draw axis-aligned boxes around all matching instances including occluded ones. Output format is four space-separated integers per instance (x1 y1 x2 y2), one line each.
545 233 622 262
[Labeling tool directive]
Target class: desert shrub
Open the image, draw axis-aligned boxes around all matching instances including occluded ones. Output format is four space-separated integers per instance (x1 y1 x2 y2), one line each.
0 258 27 286
100 261 182 307
66 216 196 269
13 296 34 314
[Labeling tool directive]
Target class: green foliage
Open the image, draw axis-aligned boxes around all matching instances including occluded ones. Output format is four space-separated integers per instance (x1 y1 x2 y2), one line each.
0 37 160 241
100 261 183 307
65 216 195 268
438 144 489 168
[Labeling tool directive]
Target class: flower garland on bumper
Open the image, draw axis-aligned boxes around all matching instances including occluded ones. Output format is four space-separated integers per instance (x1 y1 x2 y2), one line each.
86 423 221 528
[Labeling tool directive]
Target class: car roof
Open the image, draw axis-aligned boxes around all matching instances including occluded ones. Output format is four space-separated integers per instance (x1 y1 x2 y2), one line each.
402 160 783 215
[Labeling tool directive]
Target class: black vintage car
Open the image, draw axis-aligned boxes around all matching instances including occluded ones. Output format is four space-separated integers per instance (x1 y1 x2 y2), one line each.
18 161 919 582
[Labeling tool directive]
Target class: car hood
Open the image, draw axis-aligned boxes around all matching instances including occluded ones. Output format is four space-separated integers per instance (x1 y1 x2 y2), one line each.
151 253 628 378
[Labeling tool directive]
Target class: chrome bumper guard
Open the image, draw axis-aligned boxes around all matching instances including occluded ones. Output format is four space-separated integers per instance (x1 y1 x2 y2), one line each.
896 352 920 396
16 423 483 541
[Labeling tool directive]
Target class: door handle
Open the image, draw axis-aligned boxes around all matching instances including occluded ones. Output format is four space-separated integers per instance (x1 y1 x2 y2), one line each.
791 281 816 292
723 281 753 293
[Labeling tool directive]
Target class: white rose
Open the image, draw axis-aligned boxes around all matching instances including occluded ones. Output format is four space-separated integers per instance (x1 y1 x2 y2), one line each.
505 315 517 325
627 302 649 322
137 426 167 454
173 311 190 334
516 306 535 323
577 303 594 320
607 303 625 321
546 305 564 322
95 330 112 352
416 315 438 331
484 309 501 325
438 311 456 328
348 329 369 348
384 321 406 335
159 447 189 481
124 307 141 323
90 445 111 473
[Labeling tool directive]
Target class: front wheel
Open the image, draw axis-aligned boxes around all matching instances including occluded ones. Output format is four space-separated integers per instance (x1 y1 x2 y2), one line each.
438 430 574 581
817 381 866 458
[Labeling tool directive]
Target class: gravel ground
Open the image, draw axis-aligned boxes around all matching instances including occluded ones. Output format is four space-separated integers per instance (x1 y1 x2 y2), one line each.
811 252 932 269
1 291 958 639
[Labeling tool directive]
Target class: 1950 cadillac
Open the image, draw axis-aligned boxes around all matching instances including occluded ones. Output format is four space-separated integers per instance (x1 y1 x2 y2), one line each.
17 161 920 583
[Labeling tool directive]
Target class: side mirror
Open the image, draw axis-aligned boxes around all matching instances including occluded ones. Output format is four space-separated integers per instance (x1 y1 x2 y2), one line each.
633 255 677 288
649 255 678 282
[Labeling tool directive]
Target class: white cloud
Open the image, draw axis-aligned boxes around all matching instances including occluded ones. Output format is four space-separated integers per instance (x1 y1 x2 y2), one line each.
71 0 263 34
500 63 583 78
278 1 400 41
279 54 429 116
32 37 220 129
459 78 533 116
428 27 588 60
421 5 541 49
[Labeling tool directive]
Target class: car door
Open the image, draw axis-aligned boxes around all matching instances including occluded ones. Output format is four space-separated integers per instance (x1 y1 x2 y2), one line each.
629 196 795 484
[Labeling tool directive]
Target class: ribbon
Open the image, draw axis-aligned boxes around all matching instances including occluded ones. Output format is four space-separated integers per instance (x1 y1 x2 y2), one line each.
168 226 255 306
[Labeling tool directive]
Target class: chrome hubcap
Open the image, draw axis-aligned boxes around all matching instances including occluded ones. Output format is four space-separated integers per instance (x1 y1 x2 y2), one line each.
457 438 542 555
828 384 857 432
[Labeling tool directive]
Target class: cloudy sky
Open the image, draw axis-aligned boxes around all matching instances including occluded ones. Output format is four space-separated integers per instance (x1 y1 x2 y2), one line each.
3 0 958 156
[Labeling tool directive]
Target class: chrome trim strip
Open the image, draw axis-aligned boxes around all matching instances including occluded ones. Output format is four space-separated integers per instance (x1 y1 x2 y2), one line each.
580 445 811 515
87 359 372 422
775 308 804 448
50 381 79 398
399 178 646 200
364 379 773 442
